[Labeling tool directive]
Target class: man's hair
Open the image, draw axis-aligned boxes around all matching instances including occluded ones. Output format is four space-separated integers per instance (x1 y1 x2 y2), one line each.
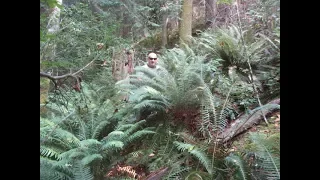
148 52 157 59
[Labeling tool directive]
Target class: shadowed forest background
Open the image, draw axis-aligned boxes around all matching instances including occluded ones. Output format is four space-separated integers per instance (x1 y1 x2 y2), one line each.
40 0 280 179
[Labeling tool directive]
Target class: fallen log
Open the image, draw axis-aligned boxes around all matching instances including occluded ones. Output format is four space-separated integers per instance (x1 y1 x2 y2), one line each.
217 98 280 143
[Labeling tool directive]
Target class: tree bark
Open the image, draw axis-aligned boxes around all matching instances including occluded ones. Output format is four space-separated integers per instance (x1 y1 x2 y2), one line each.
179 0 193 46
161 13 169 49
205 0 217 28
89 0 105 15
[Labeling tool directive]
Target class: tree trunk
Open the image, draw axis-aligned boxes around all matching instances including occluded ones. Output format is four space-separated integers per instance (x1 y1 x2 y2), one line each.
205 0 217 28
40 0 63 111
121 4 131 38
179 0 193 46
161 13 169 49
89 0 105 14
45 0 62 61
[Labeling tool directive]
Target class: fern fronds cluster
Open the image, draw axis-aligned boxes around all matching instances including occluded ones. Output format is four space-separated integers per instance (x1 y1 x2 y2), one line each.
224 132 280 180
225 153 251 180
248 132 280 179
173 141 213 175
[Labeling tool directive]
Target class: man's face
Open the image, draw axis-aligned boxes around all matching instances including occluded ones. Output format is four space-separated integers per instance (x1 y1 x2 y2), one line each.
147 57 158 68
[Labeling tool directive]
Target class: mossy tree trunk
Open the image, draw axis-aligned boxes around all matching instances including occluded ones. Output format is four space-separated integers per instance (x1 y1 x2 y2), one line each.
179 0 193 46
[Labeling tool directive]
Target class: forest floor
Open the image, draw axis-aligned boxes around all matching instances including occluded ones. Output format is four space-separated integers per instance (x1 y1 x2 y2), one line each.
229 110 280 153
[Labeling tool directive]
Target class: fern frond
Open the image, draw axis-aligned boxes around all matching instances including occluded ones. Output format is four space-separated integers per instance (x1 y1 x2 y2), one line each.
164 166 191 180
91 120 111 139
133 99 168 111
123 120 146 135
102 140 124 151
199 84 219 138
81 154 103 166
217 83 234 130
173 141 194 152
247 39 266 61
40 157 74 180
184 171 212 180
130 74 168 92
80 139 102 147
130 86 170 107
173 141 212 174
40 146 62 160
225 153 251 180
178 132 200 146
106 130 125 141
73 160 94 180
116 124 134 132
134 66 160 79
58 148 86 163
125 130 155 144
249 132 280 180
69 151 86 159
189 149 213 175
41 127 81 149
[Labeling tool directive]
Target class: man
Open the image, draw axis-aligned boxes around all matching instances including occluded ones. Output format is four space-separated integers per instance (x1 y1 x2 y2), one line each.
144 52 159 69
132 52 166 120
135 52 162 77
139 52 167 76
141 52 164 72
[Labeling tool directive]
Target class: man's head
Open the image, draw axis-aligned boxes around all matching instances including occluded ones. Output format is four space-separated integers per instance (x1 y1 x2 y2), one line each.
147 52 158 68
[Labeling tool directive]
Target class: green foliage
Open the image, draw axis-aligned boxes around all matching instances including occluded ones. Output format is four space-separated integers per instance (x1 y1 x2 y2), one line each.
44 82 118 140
247 132 280 179
41 0 62 8
199 83 232 138
164 166 191 180
118 46 222 122
41 115 154 179
225 153 251 180
217 0 234 5
98 0 122 6
81 154 103 166
40 116 81 153
40 1 126 83
173 141 213 175
40 157 74 180
184 171 212 180
224 132 280 180
41 0 280 179
102 140 124 150
195 26 279 107
73 160 94 180
203 25 266 68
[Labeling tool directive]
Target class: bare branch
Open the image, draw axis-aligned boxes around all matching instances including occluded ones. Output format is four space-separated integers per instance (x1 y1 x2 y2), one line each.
40 59 96 86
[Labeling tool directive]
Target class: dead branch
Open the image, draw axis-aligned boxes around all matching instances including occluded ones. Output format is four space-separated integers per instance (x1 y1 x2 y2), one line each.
40 59 95 87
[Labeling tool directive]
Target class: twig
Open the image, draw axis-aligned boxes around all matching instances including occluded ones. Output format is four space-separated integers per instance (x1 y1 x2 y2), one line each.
40 110 75 145
40 55 98 87
212 83 234 171
235 0 268 125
